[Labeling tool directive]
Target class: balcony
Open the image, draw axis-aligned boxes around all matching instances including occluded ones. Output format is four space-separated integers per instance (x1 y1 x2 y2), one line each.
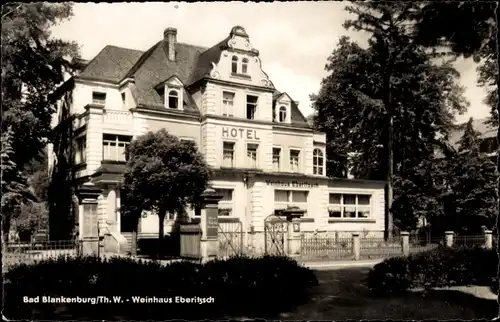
103 109 132 124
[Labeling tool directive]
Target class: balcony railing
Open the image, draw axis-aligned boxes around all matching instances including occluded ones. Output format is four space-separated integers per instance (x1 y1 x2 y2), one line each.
103 109 132 124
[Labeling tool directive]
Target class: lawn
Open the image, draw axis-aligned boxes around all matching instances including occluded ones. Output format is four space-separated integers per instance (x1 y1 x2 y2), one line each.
280 267 498 320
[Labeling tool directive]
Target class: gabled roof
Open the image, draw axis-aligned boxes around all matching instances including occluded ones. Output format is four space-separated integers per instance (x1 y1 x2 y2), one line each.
78 45 143 83
74 28 314 129
189 38 228 85
125 41 206 111
272 91 310 128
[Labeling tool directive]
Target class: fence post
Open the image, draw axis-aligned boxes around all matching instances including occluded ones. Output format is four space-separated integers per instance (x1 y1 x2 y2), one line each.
401 231 410 256
352 233 360 261
445 231 454 248
484 230 493 249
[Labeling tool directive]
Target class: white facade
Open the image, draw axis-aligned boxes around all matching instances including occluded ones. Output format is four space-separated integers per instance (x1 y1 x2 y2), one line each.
48 26 387 249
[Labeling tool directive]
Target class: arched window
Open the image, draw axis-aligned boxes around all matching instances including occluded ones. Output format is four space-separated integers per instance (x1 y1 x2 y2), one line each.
279 106 287 122
168 90 178 109
231 56 238 73
242 58 249 74
313 148 324 175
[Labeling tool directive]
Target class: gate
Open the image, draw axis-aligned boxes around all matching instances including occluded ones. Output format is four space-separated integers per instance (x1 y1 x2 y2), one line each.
264 215 288 256
218 221 244 258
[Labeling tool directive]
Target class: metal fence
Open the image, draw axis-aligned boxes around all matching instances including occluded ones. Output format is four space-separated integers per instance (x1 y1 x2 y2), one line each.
359 237 404 260
3 240 81 271
300 236 353 261
453 235 486 247
218 222 244 259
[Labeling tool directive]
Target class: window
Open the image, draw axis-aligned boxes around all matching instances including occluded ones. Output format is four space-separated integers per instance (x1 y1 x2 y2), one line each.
313 148 324 175
215 188 234 216
246 95 258 120
274 190 309 214
222 92 235 117
328 193 371 219
180 138 196 144
102 134 132 162
223 142 235 167
92 92 106 105
247 144 258 168
279 106 287 122
290 150 300 172
168 90 179 109
242 58 249 74
74 136 86 164
121 92 126 104
272 148 281 171
231 56 238 73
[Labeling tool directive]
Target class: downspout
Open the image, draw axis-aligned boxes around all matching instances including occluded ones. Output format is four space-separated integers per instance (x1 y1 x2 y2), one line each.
243 173 250 251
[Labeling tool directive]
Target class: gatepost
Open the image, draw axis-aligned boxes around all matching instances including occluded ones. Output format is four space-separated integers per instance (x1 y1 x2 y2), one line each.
445 231 454 248
76 182 102 256
352 233 360 260
199 187 223 263
401 231 410 256
287 218 301 258
484 230 493 249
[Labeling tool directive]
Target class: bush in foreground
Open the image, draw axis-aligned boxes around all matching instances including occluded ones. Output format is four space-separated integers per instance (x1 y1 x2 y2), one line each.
3 255 318 320
368 246 497 294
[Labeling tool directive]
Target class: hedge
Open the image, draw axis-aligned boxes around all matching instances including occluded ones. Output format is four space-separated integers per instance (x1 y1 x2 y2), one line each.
3 255 318 320
368 246 497 294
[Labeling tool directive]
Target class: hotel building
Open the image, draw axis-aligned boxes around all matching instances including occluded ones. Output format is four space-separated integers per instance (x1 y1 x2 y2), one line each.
48 26 387 252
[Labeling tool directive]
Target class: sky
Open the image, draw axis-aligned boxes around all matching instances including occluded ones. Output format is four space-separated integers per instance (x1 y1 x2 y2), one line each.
50 2 491 124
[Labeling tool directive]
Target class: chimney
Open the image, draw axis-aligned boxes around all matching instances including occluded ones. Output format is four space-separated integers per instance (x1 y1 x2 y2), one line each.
164 27 177 61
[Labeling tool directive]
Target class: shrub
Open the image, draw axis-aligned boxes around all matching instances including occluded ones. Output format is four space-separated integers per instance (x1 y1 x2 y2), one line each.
368 246 498 294
3 255 318 320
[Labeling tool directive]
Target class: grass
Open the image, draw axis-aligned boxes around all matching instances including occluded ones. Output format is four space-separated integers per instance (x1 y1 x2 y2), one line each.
279 267 498 320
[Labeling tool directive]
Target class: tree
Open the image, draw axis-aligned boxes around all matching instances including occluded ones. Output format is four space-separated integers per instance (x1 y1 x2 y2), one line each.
2 3 79 240
449 118 497 234
1 128 36 246
412 2 498 125
123 129 212 243
313 3 468 234
2 3 79 168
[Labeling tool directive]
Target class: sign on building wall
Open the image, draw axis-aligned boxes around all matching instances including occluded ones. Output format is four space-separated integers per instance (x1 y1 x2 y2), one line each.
222 127 261 140
265 180 319 188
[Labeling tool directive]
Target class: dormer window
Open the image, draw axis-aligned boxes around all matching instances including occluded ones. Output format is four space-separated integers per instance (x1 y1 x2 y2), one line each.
231 56 238 73
242 58 249 74
92 91 106 105
279 106 287 122
168 90 179 109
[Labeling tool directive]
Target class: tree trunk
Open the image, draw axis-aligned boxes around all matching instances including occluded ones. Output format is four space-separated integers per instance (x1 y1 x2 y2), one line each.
158 207 166 241
383 46 395 241
131 214 140 256
387 111 394 239
495 3 500 316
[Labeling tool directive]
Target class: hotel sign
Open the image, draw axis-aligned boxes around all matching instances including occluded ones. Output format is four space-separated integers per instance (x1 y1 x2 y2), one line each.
265 180 319 188
222 127 261 140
